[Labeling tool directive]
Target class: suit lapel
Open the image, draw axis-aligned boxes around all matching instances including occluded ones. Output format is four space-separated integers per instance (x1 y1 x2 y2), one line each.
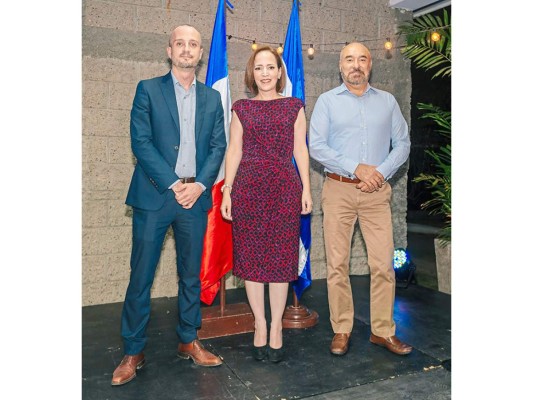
160 72 180 138
195 82 206 141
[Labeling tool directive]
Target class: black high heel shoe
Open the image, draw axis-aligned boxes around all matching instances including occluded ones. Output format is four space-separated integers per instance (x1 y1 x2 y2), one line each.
252 344 268 361
268 345 284 363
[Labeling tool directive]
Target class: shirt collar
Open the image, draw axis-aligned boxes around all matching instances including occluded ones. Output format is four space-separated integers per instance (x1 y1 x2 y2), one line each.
171 72 196 89
335 82 375 96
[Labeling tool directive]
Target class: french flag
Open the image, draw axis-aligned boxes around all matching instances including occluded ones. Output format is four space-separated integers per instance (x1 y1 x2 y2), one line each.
200 0 234 305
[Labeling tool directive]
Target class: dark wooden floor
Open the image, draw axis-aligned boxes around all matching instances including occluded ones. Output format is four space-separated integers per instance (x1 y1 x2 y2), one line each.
82 274 451 399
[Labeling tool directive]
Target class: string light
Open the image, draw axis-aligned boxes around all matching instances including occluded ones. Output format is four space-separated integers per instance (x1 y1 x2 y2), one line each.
430 31 441 42
224 24 449 57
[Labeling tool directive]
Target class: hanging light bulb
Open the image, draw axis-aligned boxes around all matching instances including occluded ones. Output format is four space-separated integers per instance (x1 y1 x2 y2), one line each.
277 44 283 54
251 40 258 51
430 31 441 42
384 38 393 50
307 44 315 56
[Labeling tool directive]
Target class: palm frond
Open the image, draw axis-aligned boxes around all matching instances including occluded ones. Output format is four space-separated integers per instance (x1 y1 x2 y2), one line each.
417 103 451 137
412 103 452 243
400 10 452 243
397 8 451 79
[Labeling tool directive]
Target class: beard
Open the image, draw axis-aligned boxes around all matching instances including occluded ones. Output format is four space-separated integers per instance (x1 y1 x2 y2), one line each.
175 60 198 69
173 53 199 69
341 69 368 86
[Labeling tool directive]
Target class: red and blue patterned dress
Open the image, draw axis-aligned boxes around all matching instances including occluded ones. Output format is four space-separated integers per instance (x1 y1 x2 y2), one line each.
231 97 305 283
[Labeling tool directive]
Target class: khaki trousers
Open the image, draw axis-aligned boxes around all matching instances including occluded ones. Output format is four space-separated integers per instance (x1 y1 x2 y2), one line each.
322 177 396 337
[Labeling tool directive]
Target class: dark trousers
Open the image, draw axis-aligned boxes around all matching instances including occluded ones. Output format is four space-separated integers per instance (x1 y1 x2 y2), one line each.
121 193 208 355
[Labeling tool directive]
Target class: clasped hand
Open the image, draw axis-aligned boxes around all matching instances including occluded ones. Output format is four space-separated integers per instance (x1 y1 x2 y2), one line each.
172 181 202 209
354 164 385 193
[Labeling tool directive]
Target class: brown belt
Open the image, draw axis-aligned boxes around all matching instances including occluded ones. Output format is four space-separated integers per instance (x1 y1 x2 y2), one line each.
180 177 196 184
326 172 361 184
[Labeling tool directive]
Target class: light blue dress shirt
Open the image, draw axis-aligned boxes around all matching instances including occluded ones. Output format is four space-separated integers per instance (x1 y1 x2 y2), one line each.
309 83 410 181
170 73 205 191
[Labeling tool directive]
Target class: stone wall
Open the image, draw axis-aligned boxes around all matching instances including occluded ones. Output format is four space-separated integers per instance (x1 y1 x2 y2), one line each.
82 0 412 306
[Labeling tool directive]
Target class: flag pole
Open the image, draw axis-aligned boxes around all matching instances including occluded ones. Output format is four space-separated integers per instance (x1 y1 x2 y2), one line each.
220 276 226 316
199 275 255 339
198 0 255 339
280 0 318 330
282 288 319 329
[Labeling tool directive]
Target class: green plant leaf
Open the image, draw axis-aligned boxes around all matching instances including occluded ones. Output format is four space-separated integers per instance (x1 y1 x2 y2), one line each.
398 8 451 79
399 9 452 243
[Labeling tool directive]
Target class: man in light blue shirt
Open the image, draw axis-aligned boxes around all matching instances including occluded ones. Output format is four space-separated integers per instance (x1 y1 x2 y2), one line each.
309 42 412 357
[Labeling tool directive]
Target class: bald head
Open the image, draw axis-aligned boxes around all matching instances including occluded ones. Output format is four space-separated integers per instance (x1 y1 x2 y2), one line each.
166 24 203 71
339 42 372 90
169 25 202 48
340 42 371 63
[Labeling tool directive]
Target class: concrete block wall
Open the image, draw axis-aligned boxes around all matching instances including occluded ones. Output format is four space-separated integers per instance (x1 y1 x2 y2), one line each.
82 0 413 306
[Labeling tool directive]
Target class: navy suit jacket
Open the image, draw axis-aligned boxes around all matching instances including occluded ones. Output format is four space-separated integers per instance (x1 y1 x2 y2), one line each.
125 72 226 212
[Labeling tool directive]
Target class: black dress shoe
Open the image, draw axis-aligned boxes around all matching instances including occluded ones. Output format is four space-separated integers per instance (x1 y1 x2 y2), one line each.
252 344 268 361
268 345 284 363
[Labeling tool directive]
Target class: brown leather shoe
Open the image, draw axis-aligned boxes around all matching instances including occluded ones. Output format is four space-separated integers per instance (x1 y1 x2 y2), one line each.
111 353 145 386
330 333 351 356
369 333 413 355
177 339 222 367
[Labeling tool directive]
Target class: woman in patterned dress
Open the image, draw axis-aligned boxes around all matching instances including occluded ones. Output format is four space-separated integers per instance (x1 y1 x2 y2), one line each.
221 46 312 362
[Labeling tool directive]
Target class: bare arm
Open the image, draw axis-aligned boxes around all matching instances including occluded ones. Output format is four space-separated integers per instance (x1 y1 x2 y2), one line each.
293 108 313 214
220 111 243 220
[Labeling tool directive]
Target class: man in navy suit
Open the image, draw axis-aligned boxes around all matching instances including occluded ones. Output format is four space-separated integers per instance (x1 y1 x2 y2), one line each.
111 25 227 386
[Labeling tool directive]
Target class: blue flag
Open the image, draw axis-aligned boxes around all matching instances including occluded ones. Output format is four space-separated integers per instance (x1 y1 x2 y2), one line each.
282 0 312 300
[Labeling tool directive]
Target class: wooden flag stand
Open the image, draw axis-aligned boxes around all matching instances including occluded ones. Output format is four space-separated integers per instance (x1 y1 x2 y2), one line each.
282 289 319 329
198 276 255 339
199 278 318 339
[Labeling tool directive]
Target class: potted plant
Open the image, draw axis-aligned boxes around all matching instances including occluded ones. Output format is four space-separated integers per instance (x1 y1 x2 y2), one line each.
398 8 451 293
